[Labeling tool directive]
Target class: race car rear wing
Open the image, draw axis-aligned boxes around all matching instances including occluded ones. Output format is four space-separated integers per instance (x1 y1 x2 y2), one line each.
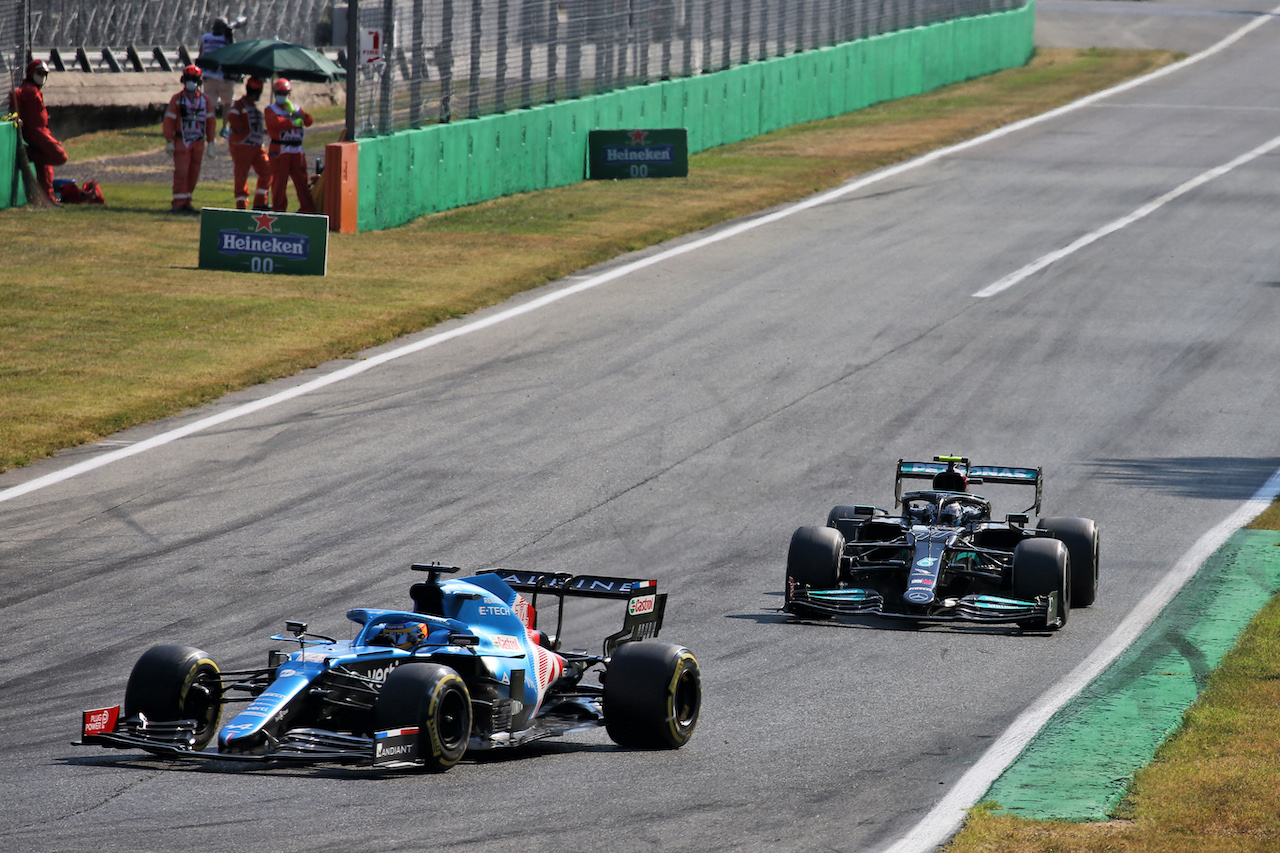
896 457 1042 514
479 569 667 657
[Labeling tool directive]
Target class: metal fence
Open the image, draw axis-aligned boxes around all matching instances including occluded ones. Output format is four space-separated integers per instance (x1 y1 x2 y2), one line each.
5 1 1025 135
26 1 337 49
5 0 339 89
349 0 1023 137
1 0 24 91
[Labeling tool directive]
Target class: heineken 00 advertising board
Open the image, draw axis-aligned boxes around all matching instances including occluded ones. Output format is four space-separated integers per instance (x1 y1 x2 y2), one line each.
198 208 329 276
588 129 688 180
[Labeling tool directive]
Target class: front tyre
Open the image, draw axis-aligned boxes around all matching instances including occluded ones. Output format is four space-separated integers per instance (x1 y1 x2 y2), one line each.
604 642 701 749
785 525 843 618
123 644 223 750
1038 516 1099 608
1012 538 1070 631
376 663 472 771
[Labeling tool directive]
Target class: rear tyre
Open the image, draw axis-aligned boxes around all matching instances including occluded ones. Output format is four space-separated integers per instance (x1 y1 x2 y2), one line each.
604 642 701 749
1038 517 1099 608
376 663 472 771
1011 538 1070 631
123 644 223 749
785 525 843 618
826 505 865 541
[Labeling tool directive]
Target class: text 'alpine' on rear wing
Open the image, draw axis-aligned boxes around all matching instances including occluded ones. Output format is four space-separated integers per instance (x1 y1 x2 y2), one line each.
479 570 667 657
895 457 1042 514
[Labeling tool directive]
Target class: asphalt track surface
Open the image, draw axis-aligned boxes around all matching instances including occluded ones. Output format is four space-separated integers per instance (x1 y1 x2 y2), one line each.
4 3 1280 851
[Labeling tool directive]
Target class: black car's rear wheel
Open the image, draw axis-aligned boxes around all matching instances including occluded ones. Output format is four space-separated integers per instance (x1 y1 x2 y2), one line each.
604 642 701 749
123 644 223 749
377 663 472 771
1038 516 1099 608
1011 538 1070 631
785 525 843 618
826 505 869 541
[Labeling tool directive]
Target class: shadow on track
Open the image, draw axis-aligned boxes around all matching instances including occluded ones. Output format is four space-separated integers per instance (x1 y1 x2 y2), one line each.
1090 455 1280 501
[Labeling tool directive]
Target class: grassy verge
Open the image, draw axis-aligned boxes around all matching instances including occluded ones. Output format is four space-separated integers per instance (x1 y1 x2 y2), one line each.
945 500 1280 853
0 48 1178 472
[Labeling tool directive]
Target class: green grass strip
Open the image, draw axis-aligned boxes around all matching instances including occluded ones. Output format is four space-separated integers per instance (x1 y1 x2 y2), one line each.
983 528 1280 820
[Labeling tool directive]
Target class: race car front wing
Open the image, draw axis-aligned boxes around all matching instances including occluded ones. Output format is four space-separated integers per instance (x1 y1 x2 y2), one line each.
77 712 380 764
788 586 1061 628
77 698 613 768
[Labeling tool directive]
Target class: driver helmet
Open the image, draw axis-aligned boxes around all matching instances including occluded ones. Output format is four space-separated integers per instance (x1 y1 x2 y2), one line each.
939 501 964 526
27 59 49 82
375 620 428 650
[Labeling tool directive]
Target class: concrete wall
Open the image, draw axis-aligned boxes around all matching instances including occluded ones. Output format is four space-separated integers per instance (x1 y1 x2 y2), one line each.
355 3 1034 232
40 74 345 139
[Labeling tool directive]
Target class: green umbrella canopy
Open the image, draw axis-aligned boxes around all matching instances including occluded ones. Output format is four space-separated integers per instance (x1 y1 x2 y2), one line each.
196 38 347 83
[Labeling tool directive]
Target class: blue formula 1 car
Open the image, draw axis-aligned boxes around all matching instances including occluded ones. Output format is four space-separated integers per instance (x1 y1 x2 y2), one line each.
77 564 701 770
783 457 1099 630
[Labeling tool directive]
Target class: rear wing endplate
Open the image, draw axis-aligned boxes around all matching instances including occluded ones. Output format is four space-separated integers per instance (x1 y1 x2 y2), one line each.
478 570 666 657
895 457 1042 514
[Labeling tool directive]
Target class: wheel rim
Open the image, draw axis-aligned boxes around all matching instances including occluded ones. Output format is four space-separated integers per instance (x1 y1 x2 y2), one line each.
672 668 700 731
436 687 469 752
185 671 221 745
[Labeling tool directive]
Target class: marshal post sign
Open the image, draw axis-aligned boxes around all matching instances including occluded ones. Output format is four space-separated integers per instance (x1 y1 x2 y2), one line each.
587 129 689 180
198 208 329 276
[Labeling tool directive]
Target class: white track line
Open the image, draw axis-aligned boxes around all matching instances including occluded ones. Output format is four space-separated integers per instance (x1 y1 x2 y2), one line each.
3 4 1277 507
884 8 1280 851
880 466 1280 853
973 132 1280 297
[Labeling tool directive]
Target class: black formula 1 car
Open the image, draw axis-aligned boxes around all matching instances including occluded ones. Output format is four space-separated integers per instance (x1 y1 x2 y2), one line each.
783 457 1099 630
77 564 701 770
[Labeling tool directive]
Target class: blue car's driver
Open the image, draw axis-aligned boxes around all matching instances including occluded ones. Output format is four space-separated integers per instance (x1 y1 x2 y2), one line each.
374 620 428 649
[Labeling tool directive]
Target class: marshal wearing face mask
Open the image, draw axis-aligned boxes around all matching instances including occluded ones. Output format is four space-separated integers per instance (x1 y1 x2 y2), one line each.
226 76 271 209
263 78 316 214
162 65 216 213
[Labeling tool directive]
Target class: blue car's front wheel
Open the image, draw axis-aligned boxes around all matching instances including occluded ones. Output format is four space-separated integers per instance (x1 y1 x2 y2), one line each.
123 644 223 750
377 663 472 771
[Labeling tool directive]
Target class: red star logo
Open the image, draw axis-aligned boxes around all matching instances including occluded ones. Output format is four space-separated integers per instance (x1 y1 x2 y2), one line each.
628 129 648 144
252 211 277 232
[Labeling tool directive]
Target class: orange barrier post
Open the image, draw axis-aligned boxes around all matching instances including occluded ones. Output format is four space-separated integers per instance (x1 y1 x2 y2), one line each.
324 141 359 233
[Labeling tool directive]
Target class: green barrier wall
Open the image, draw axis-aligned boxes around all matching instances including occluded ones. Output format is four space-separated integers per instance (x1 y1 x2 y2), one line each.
357 2 1034 232
0 122 26 211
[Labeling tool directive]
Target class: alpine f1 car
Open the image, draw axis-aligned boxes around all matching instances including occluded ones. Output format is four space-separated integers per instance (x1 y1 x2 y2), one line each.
783 457 1099 630
77 564 701 770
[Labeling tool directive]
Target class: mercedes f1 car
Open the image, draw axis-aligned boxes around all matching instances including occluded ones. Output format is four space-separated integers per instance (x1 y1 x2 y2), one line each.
783 457 1099 630
77 564 701 770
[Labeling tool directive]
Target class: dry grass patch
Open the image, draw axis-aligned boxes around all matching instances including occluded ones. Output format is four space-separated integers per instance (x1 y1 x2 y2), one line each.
1246 498 1280 532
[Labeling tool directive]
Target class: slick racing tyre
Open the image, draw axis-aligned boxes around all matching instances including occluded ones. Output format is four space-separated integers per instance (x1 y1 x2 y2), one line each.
376 663 472 771
1012 538 1070 631
1038 516 1099 608
785 525 843 618
604 642 701 749
123 644 223 749
826 505 867 541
